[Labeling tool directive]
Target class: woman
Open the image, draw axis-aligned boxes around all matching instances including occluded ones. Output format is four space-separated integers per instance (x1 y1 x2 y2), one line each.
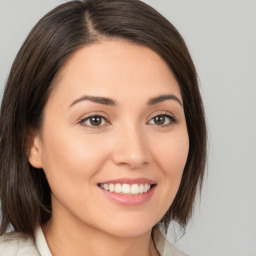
0 0 206 255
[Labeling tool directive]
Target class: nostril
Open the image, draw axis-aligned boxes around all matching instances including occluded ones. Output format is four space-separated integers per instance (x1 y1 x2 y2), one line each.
111 133 150 168
112 153 149 169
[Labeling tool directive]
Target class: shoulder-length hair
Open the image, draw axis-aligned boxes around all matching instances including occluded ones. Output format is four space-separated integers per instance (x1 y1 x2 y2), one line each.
0 0 206 237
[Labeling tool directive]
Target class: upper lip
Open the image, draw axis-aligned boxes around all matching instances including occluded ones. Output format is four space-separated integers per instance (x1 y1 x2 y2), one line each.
98 178 156 185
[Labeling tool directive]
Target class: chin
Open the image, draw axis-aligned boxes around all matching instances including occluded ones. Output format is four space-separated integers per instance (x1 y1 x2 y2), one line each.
106 225 153 238
96 215 159 238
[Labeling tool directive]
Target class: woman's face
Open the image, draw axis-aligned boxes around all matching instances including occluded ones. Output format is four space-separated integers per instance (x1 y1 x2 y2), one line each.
29 40 189 237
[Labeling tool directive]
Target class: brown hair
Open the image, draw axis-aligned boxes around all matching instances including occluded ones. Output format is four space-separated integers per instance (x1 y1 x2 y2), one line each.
0 0 206 237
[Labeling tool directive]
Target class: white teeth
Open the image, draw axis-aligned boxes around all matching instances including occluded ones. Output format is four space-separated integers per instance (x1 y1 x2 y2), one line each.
115 183 122 193
139 184 144 194
144 184 150 193
131 184 139 194
100 183 151 195
122 184 130 194
109 183 115 192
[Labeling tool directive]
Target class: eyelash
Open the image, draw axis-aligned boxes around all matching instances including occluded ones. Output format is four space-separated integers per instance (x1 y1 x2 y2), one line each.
79 113 177 129
79 115 109 128
147 113 177 127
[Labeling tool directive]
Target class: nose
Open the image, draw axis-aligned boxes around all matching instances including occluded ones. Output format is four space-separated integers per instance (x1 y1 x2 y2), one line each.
111 124 150 169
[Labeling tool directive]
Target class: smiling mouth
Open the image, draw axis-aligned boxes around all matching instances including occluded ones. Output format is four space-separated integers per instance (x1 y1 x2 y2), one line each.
98 183 155 195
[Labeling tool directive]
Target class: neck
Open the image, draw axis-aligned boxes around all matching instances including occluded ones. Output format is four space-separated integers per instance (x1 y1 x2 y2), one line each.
43 211 159 256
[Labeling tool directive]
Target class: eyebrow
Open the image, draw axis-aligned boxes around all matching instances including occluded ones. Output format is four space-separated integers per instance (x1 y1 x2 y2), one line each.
70 95 116 107
69 94 182 108
148 94 183 106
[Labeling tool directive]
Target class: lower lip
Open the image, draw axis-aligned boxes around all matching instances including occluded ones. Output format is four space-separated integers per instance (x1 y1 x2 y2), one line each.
99 186 156 206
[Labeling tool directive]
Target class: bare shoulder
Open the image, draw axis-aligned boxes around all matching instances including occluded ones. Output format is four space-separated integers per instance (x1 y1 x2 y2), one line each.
0 231 40 256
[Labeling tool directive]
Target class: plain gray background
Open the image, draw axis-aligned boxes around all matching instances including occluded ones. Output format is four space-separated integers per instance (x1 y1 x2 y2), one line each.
0 1 256 256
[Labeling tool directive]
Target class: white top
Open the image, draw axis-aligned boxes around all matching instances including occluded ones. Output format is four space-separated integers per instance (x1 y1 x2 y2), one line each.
0 226 188 256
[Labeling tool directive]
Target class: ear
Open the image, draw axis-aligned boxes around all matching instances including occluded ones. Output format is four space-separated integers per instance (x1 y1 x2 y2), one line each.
26 130 43 169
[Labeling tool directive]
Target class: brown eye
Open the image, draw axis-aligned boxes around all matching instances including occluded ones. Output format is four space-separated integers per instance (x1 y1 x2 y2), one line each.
89 116 103 126
80 115 108 128
148 114 177 127
153 115 166 125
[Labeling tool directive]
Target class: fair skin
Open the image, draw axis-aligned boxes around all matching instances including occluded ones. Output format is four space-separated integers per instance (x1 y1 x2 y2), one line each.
29 40 189 256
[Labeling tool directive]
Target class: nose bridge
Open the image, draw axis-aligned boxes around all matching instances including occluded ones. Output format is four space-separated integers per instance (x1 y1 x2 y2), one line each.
112 120 149 168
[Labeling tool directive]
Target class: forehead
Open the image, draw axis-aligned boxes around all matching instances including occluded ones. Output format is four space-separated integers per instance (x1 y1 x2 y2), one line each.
49 40 182 105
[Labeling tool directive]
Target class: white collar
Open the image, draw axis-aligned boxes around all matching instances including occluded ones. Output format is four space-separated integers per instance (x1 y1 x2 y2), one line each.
35 226 52 256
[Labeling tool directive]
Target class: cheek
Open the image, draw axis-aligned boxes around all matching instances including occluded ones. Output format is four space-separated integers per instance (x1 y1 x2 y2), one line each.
40 127 111 196
145 128 189 220
152 128 189 188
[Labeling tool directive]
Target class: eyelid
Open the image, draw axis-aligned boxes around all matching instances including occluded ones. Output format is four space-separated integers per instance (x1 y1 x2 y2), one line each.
146 111 177 126
147 111 176 120
78 112 110 128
